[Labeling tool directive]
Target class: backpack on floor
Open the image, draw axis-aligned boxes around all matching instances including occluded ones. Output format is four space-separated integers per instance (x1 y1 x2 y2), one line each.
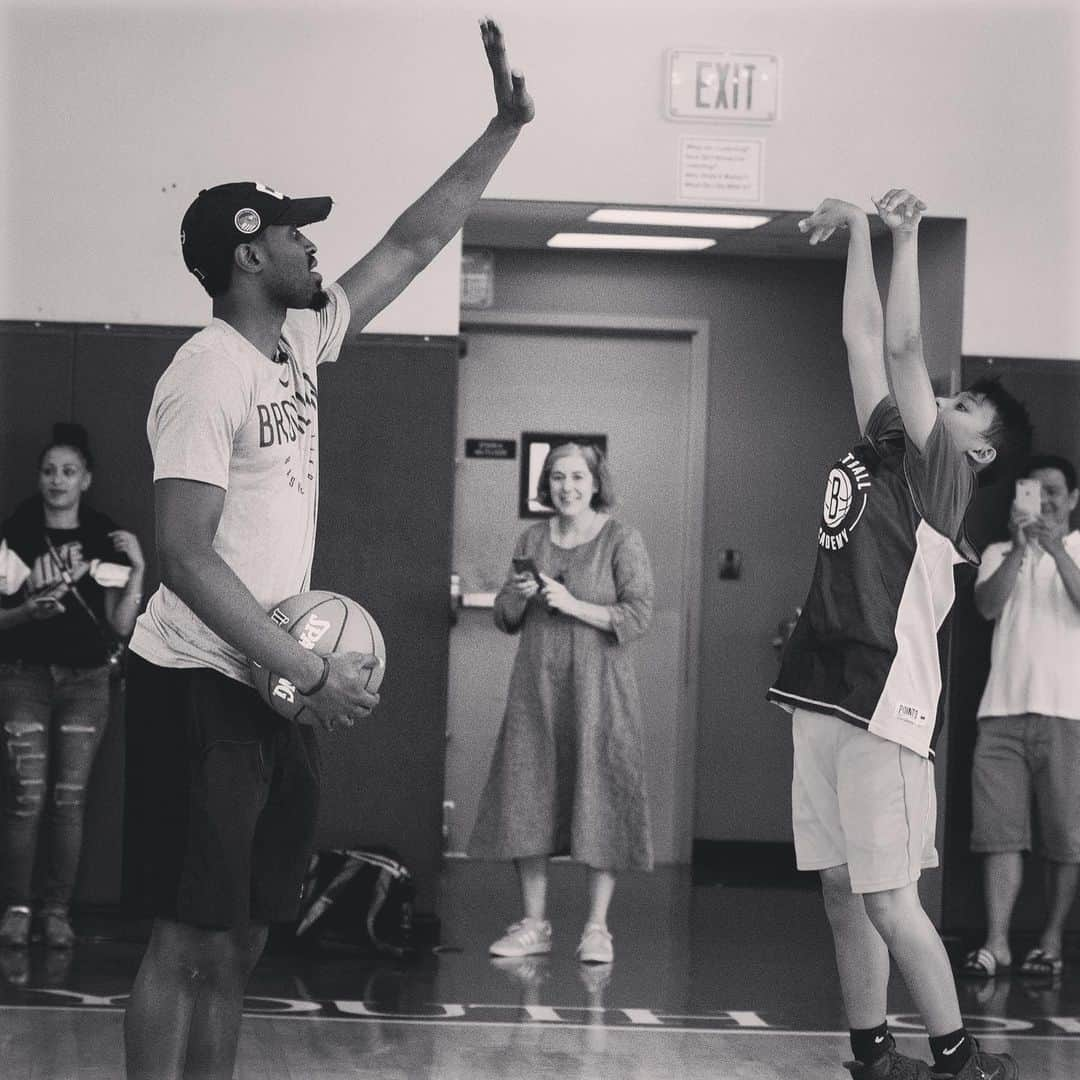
294 848 415 957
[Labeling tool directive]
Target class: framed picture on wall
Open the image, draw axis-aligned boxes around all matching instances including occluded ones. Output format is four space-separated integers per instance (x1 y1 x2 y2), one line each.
519 432 608 518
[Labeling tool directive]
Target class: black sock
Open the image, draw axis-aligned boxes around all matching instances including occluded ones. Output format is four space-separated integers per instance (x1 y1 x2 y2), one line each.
930 1029 973 1074
850 1022 891 1065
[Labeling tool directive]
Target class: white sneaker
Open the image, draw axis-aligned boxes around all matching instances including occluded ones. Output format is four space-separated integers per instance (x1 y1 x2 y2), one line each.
489 918 552 957
576 923 613 964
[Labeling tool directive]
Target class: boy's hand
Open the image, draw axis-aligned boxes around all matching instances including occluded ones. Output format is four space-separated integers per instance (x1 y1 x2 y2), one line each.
797 199 865 246
874 189 926 233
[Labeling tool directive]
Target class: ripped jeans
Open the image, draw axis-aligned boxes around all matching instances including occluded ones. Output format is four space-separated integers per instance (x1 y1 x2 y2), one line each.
0 662 111 909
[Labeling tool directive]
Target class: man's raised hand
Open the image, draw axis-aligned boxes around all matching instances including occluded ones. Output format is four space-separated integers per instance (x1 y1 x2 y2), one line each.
797 198 865 246
481 18 534 129
874 189 927 233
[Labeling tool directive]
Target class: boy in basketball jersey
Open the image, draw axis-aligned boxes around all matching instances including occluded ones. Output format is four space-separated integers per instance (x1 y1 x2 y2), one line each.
767 191 1030 1080
122 21 533 1080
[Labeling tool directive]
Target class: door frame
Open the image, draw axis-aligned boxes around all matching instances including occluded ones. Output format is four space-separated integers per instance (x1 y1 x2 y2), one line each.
459 309 710 861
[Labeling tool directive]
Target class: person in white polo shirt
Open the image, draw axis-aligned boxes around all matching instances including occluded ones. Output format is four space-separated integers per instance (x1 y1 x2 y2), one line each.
962 455 1080 980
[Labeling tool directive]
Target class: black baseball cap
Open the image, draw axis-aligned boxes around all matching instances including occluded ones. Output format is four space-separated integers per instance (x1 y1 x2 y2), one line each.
180 181 333 284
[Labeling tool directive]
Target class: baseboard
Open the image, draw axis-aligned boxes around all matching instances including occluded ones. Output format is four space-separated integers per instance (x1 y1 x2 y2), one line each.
692 840 817 889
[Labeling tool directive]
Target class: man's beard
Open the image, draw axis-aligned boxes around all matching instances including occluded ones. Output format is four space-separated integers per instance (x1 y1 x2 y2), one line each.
308 288 330 312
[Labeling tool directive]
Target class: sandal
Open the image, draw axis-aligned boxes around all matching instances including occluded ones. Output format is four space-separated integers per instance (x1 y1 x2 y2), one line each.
1018 947 1064 977
959 946 1009 978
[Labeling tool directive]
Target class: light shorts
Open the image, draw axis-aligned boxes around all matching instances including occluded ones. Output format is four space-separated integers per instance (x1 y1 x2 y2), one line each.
792 708 938 894
970 714 1080 863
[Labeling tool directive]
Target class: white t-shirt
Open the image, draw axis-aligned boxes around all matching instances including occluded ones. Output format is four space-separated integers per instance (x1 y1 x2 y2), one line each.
976 529 1080 721
130 283 351 683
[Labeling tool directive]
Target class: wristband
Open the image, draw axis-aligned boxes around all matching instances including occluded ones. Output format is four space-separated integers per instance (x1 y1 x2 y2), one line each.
300 655 331 696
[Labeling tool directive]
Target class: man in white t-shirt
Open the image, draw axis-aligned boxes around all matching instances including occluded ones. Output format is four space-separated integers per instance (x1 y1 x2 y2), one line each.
122 21 533 1080
962 455 1080 981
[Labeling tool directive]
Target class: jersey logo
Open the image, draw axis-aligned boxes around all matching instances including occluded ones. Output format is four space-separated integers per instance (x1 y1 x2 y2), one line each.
818 452 872 552
896 703 930 727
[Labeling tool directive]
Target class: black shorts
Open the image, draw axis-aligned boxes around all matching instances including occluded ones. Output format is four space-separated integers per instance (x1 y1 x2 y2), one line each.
122 652 321 929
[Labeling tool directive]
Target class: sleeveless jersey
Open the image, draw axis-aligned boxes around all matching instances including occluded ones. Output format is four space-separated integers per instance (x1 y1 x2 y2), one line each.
767 397 978 759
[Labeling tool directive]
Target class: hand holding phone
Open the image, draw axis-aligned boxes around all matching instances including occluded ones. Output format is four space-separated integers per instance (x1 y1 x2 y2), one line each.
1014 478 1041 518
511 556 545 590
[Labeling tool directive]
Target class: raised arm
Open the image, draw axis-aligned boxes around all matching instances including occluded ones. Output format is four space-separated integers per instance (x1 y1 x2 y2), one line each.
798 199 887 433
337 20 534 332
875 188 935 450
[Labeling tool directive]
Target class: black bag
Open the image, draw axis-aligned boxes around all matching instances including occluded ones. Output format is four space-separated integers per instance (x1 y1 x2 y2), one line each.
294 849 415 957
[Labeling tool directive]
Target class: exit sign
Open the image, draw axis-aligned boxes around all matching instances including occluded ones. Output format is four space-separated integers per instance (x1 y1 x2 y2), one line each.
667 50 780 123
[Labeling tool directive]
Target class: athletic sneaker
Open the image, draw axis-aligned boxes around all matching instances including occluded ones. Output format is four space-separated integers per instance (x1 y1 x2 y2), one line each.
41 907 76 949
845 1036 933 1079
489 918 552 957
931 1045 1019 1080
0 906 31 949
576 923 614 964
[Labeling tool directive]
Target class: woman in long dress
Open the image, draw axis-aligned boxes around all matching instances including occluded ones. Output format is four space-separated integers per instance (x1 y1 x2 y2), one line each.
469 442 654 965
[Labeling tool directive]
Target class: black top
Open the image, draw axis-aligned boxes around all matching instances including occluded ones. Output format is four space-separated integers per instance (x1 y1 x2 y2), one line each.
0 497 130 667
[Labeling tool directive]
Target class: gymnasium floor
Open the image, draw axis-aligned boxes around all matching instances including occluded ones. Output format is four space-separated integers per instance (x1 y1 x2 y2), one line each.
1 861 1077 1079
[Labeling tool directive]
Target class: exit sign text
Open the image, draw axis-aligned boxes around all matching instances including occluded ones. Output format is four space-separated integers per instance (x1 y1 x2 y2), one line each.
667 50 780 123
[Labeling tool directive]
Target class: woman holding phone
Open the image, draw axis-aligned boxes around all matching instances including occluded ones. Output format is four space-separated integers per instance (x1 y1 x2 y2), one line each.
469 442 654 965
0 423 145 949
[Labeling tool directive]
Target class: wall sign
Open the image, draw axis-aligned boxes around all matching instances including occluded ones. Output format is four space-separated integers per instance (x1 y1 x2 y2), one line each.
667 49 780 123
465 438 516 460
677 136 764 204
461 249 494 309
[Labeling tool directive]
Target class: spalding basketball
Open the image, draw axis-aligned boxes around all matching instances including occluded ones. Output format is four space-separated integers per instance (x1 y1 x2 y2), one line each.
250 590 386 724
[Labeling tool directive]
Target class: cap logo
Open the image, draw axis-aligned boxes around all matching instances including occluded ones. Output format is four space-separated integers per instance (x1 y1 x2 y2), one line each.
235 208 261 234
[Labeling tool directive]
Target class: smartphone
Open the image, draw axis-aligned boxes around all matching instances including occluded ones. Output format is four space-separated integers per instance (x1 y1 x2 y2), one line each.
511 556 545 589
1015 478 1041 517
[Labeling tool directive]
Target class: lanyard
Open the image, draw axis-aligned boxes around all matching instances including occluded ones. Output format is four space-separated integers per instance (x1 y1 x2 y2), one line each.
43 533 106 632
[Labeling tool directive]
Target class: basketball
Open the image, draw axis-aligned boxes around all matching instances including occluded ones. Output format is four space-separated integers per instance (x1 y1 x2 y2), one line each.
250 590 386 723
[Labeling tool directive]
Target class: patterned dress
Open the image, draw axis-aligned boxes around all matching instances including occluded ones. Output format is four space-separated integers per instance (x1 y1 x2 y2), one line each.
469 517 655 870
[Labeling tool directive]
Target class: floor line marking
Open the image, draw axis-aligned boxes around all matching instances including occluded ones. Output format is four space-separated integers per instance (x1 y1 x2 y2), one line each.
1 1004 1078 1042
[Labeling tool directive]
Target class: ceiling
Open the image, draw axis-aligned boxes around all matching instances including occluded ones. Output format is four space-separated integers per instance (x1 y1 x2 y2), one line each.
462 198 896 262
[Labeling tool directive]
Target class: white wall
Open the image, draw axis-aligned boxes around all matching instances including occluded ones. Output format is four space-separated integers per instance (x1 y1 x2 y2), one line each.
2 0 1077 358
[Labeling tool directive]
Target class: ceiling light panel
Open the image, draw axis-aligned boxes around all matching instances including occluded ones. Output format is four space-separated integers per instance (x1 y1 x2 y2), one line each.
588 209 772 230
547 233 716 251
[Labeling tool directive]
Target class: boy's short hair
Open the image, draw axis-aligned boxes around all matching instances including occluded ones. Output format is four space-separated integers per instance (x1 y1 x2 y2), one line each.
968 376 1032 484
1024 453 1078 492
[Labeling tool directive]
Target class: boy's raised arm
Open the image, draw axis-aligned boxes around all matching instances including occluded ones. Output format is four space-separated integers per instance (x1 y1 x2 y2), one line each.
876 188 936 451
799 199 887 434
